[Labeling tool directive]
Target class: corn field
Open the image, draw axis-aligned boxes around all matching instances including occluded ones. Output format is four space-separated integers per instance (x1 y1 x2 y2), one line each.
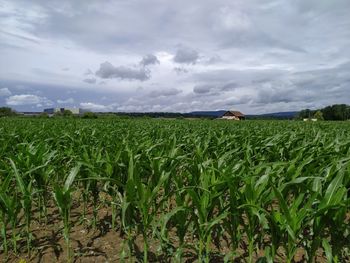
0 118 349 262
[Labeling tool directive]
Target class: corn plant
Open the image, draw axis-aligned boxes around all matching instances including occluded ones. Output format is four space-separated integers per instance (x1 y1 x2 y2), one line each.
0 118 349 262
9 159 34 255
53 164 81 262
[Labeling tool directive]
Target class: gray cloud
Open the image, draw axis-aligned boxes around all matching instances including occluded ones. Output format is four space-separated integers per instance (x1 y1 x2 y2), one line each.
174 67 189 74
174 47 199 64
220 82 238 91
95 61 150 81
140 54 159 66
83 78 96 84
6 94 52 106
149 88 182 98
1 0 350 113
206 55 223 64
0 87 12 96
193 84 213 94
193 82 237 95
84 69 93 75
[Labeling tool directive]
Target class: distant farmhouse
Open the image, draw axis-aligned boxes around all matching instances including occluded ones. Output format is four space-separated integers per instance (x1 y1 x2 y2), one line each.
44 108 84 115
221 110 245 120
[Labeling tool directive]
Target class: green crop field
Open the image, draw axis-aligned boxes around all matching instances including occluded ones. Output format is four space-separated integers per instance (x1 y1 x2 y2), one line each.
0 118 349 262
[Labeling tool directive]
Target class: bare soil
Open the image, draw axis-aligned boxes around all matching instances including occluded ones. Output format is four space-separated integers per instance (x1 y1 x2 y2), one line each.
0 200 329 263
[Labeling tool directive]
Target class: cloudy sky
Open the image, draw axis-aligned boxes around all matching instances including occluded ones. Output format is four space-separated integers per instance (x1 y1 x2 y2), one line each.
0 0 349 113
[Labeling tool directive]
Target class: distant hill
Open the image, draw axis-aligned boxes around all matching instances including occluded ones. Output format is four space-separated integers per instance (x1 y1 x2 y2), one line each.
259 111 298 117
249 111 298 119
187 110 226 117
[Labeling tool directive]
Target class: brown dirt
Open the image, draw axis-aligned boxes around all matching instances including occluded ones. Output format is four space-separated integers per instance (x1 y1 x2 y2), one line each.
0 198 332 263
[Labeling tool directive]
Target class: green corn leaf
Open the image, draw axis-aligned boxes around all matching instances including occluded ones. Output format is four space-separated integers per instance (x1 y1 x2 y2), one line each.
9 159 26 195
320 171 344 209
322 239 333 262
64 164 81 192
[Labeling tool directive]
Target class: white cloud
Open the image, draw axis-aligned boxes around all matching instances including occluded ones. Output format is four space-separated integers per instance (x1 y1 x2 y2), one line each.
6 94 52 106
80 102 113 111
57 98 74 104
216 6 251 32
0 88 12 96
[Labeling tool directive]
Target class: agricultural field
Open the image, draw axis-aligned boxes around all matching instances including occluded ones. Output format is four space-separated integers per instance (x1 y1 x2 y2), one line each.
0 118 349 262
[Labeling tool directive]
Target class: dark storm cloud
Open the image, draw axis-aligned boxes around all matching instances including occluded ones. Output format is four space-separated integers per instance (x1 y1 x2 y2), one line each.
140 54 160 66
173 47 199 64
95 62 150 81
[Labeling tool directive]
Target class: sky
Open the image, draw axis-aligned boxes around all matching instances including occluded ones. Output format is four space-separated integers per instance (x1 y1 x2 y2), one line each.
0 0 350 114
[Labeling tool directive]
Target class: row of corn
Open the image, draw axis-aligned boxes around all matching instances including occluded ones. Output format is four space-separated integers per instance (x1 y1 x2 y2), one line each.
0 118 349 262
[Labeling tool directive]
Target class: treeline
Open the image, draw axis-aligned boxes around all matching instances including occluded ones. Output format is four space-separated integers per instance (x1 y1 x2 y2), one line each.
0 107 17 117
0 107 213 119
298 104 350 121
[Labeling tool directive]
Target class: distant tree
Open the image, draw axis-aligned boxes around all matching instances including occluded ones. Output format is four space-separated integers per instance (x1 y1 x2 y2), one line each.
0 107 16 117
298 109 313 119
53 111 63 117
321 104 349 120
299 104 350 121
63 109 73 117
321 105 333 120
82 112 98 119
99 114 117 119
313 110 324 120
39 112 49 118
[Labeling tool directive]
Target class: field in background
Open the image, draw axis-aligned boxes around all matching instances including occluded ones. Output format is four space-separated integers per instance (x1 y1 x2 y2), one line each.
0 119 349 262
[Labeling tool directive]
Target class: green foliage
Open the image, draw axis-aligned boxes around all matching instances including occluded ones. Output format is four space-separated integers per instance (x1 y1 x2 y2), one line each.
53 111 63 117
0 107 16 117
38 112 49 118
63 109 73 117
298 108 313 119
299 104 350 120
0 119 349 262
314 110 324 120
322 104 350 120
82 111 98 119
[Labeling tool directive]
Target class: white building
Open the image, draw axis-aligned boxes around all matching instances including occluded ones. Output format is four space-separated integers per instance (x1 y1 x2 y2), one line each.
44 108 84 115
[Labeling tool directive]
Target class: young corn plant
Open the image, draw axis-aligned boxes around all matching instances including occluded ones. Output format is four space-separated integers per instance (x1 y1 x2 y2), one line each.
0 189 20 256
186 162 227 263
309 163 349 262
123 150 172 262
9 159 34 255
53 164 81 262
